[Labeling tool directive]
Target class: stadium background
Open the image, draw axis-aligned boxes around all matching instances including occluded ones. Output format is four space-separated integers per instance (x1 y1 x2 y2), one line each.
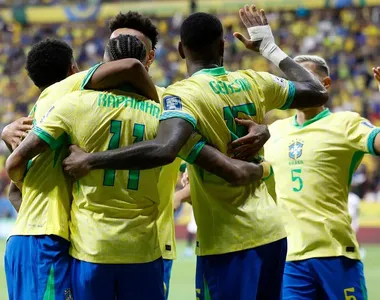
0 0 380 299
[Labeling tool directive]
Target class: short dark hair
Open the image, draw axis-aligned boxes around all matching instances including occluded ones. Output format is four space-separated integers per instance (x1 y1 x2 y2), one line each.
26 38 74 89
106 34 146 63
109 12 159 50
180 12 223 53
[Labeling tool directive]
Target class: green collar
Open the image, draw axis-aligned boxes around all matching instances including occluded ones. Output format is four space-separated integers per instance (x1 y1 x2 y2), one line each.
192 67 227 77
292 108 331 128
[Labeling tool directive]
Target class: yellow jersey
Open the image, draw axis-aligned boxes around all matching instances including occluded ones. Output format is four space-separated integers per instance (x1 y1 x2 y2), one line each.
34 87 201 264
156 85 178 260
11 70 91 240
265 109 380 261
160 66 295 256
156 85 203 260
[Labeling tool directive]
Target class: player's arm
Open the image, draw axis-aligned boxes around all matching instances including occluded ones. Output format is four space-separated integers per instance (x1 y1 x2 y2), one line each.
5 133 50 184
235 5 328 109
8 182 22 212
83 59 159 103
63 119 268 185
6 95 76 184
1 117 33 152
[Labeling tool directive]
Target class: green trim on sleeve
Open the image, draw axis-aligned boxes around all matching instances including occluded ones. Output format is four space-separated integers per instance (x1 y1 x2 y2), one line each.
183 138 207 164
263 166 274 181
160 111 197 129
80 62 104 90
367 128 380 156
280 81 296 110
179 163 187 173
33 126 62 150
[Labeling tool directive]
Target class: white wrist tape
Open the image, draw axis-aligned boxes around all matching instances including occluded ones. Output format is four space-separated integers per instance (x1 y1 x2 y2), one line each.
247 25 288 67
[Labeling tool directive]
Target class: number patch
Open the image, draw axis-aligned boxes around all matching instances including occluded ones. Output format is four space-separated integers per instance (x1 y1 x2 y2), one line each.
344 287 357 300
103 121 145 190
291 168 303 192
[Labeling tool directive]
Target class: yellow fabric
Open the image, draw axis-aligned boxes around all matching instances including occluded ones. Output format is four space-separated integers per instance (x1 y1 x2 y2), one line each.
160 67 294 256
35 89 163 264
11 71 88 240
265 109 380 261
156 85 178 260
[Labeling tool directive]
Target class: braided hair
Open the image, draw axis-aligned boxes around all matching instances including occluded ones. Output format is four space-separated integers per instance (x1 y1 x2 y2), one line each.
105 34 147 63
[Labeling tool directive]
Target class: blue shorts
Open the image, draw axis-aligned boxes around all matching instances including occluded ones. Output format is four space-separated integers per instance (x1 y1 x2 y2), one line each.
71 257 165 300
4 235 72 300
196 238 287 300
283 257 367 300
163 259 173 300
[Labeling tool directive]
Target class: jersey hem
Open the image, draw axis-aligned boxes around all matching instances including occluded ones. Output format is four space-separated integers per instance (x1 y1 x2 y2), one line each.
80 63 103 90
9 230 69 241
286 252 361 262
367 127 380 155
280 81 296 110
160 111 197 129
69 249 162 264
195 232 287 256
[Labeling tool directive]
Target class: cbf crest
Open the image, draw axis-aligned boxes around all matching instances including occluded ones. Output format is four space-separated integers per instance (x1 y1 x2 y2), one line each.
289 140 304 160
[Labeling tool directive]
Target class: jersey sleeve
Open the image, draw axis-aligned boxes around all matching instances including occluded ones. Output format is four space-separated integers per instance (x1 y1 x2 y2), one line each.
33 94 78 150
159 88 199 129
346 114 380 155
244 70 295 112
80 63 104 90
177 132 206 164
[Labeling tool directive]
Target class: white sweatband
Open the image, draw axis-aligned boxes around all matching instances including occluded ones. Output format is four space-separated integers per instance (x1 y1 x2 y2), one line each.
247 25 288 67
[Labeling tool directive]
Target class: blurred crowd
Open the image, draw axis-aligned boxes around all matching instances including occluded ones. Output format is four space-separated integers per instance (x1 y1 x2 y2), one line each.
1 6 380 216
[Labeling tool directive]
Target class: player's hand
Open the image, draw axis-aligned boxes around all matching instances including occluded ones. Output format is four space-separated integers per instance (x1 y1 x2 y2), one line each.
1 117 33 151
234 5 268 52
181 170 189 187
373 67 380 92
228 118 270 160
63 145 91 180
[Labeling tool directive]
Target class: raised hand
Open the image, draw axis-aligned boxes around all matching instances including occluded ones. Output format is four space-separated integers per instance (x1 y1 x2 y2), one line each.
234 5 269 52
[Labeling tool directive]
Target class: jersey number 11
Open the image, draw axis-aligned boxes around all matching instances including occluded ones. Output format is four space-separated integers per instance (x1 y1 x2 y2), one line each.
103 120 145 190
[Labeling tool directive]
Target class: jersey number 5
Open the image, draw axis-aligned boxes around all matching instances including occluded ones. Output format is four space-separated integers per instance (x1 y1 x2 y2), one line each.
223 103 256 139
103 120 145 190
291 168 303 192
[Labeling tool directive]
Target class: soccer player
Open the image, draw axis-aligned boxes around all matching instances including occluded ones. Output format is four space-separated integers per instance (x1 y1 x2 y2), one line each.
2 38 158 300
61 7 328 299
107 12 271 298
6 34 269 300
259 55 374 299
108 12 177 295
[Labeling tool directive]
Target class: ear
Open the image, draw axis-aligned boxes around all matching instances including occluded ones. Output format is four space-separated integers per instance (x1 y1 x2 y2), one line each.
69 62 79 76
178 41 185 59
220 39 225 57
322 76 332 89
146 50 155 70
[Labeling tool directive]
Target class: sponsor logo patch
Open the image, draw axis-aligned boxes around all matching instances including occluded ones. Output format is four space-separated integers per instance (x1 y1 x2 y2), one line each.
163 96 182 111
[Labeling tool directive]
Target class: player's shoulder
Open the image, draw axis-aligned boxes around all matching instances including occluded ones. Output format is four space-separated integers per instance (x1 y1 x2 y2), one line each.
331 111 370 126
163 78 200 102
269 116 294 131
40 71 88 99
